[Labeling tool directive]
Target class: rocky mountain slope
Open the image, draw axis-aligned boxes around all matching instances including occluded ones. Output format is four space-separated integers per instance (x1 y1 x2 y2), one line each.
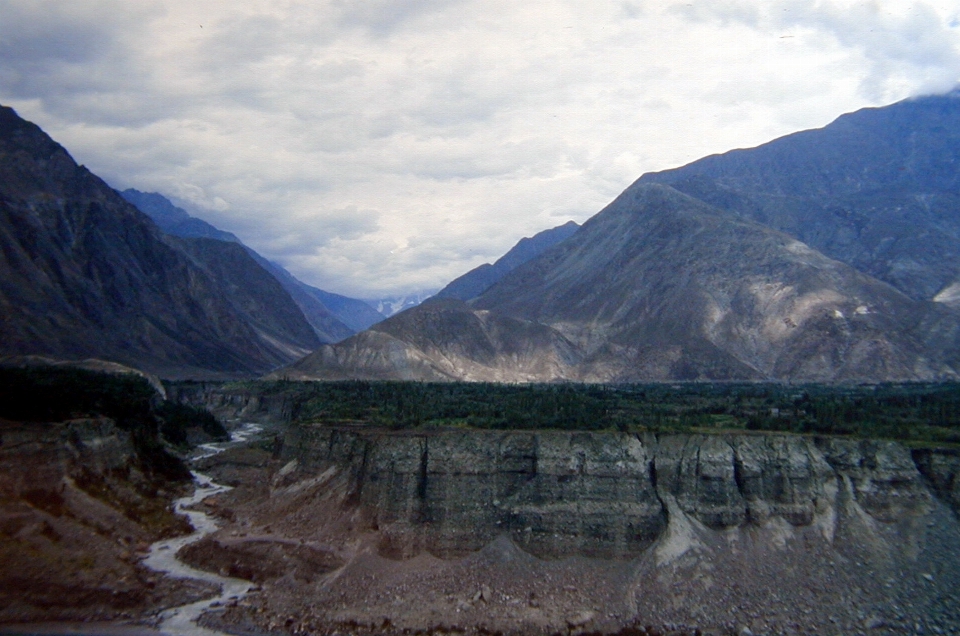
435 220 579 301
0 105 322 378
639 91 960 303
248 255 382 338
120 189 384 338
277 298 582 382
284 94 960 383
166 236 321 359
0 367 215 623
285 184 960 382
177 424 960 635
119 189 241 244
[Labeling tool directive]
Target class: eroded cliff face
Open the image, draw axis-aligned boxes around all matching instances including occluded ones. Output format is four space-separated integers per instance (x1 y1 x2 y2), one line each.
280 427 953 561
183 427 960 635
0 418 210 622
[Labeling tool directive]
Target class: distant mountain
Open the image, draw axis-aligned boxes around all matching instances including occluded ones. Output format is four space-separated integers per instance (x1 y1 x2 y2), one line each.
364 291 437 318
245 254 380 340
0 105 319 378
120 189 383 340
280 94 960 383
120 189 241 243
306 287 385 333
435 220 579 301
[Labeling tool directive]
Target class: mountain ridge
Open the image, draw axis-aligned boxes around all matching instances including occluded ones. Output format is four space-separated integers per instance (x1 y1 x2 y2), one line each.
120 188 384 340
285 183 960 382
0 105 317 378
282 94 960 383
639 92 960 302
435 220 579 301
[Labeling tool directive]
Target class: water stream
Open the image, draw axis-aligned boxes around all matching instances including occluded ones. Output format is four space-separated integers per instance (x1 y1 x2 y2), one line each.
142 423 263 636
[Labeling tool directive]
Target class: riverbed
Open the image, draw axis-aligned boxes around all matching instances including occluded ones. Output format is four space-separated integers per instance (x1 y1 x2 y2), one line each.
142 423 264 636
0 423 265 636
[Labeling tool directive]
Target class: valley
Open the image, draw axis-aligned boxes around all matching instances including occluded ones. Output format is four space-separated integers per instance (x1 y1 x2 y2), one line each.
2 368 960 634
6 82 960 636
147 393 960 635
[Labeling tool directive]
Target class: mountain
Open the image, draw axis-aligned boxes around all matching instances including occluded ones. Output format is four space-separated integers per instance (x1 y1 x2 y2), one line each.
279 298 581 381
281 93 960 383
305 286 386 333
435 220 579 301
638 92 960 303
120 189 384 339
364 291 437 318
165 236 321 358
474 185 960 381
244 254 381 340
119 189 241 243
0 105 320 378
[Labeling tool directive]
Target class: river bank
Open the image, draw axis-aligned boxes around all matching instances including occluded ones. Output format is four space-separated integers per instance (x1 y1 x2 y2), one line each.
1 423 265 636
145 424 263 636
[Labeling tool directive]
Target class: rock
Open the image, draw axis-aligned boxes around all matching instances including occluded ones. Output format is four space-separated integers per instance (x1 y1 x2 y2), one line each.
480 584 493 603
281 428 956 559
566 610 596 628
863 615 885 629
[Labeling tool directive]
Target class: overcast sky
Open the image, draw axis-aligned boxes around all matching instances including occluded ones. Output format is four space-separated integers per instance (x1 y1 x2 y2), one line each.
2 1 959 298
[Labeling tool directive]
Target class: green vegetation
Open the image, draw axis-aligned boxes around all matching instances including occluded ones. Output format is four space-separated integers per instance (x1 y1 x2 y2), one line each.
0 367 222 478
156 401 229 446
219 379 960 446
0 366 159 424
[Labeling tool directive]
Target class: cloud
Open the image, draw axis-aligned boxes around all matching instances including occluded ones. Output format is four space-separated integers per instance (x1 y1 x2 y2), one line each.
0 1 169 125
674 0 960 101
2 0 958 297
332 0 465 36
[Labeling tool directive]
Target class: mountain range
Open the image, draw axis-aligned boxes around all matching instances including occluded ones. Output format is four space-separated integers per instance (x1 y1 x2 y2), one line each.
0 105 382 378
6 93 960 382
119 189 383 339
435 220 579 301
281 92 960 383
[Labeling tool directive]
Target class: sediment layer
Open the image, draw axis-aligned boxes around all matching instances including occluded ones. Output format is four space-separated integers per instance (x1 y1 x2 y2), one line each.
281 426 960 560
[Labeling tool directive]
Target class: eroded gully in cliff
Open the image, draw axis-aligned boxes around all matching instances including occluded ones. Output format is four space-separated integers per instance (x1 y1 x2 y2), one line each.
143 423 262 636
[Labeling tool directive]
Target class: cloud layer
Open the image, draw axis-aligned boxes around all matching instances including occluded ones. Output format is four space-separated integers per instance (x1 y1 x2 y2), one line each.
2 0 959 297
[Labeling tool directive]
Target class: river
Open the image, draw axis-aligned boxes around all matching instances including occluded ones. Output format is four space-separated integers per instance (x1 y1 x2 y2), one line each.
142 422 263 636
0 423 265 636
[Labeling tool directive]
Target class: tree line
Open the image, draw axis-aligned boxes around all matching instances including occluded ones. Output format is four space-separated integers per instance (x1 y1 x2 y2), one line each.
219 379 960 446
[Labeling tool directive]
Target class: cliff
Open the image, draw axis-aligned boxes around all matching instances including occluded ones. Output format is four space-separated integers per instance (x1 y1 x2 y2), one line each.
280 426 959 560
182 424 960 634
0 417 213 622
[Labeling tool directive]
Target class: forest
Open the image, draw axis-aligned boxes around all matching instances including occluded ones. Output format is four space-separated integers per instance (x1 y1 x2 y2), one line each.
216 379 960 446
9 368 960 448
0 367 228 477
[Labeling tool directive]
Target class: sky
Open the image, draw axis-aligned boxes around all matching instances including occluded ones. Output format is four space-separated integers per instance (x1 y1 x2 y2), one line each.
2 1 960 298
